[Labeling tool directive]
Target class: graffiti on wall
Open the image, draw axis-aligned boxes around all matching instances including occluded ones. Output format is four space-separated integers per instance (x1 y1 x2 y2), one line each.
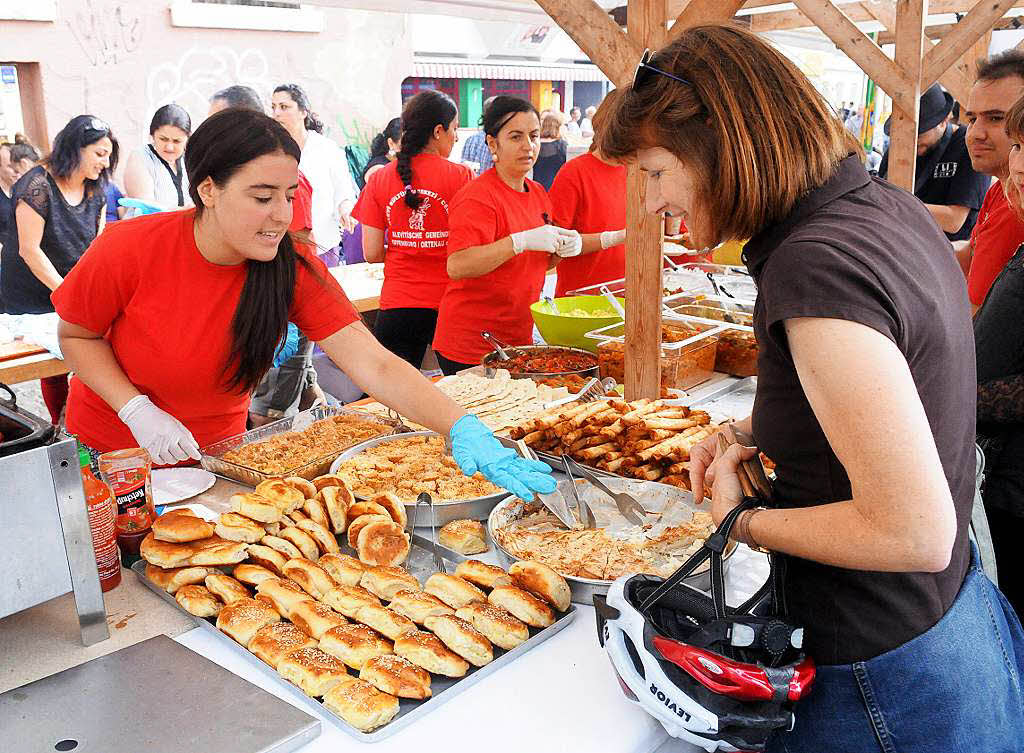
67 0 143 67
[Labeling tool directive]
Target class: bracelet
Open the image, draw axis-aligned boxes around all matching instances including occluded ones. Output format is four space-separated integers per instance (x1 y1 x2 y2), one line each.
738 507 769 553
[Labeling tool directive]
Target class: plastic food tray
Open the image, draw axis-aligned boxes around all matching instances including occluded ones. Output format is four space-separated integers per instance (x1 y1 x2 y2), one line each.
200 406 403 486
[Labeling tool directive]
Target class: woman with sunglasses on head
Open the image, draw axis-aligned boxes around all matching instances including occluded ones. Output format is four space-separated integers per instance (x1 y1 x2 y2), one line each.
123 104 192 214
431 96 582 375
352 91 471 368
52 109 553 506
605 27 1023 751
1 115 117 425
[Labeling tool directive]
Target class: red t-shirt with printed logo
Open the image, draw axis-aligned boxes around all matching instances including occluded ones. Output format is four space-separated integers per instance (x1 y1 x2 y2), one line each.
549 152 627 297
52 209 359 455
290 171 313 233
352 154 472 310
432 169 553 364
967 180 1024 306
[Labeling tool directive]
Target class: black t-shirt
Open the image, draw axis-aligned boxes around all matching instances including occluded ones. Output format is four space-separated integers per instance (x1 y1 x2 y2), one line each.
878 125 989 241
533 139 567 191
743 155 976 665
1 166 105 314
0 187 11 247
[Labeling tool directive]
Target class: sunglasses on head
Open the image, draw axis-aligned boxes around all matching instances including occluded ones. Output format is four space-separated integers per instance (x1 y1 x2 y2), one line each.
85 117 110 134
633 48 693 90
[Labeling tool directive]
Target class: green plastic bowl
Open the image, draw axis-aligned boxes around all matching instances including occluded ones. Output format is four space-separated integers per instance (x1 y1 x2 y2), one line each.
530 295 625 352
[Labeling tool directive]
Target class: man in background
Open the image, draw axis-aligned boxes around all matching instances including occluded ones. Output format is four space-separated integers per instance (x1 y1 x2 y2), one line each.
459 96 497 176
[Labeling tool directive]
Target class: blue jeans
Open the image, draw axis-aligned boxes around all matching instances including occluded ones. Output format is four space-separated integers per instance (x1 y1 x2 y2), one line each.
769 545 1024 753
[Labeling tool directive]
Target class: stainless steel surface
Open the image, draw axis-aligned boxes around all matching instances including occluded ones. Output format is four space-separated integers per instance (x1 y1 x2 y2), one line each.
564 455 647 526
0 438 109 646
132 560 577 743
0 634 320 753
200 405 401 486
331 431 508 523
688 376 758 423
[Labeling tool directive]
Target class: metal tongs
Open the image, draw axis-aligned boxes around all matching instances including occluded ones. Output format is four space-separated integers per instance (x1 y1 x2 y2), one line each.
513 439 579 530
481 331 520 361
409 492 447 573
560 456 597 528
562 455 647 526
542 376 614 410
599 284 626 321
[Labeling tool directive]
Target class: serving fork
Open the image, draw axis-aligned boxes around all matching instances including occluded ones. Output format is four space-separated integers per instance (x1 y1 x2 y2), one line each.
411 492 447 573
560 456 597 529
562 455 647 526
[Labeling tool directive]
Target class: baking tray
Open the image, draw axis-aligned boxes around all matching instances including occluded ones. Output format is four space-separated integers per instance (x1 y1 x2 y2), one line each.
132 553 577 743
200 405 403 486
330 431 508 524
687 377 758 424
487 478 732 605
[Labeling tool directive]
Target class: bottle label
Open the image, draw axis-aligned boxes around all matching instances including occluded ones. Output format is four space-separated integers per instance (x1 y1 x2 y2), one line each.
106 470 153 533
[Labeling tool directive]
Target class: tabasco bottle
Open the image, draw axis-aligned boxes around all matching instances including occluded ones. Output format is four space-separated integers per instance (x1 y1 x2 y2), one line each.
80 447 121 592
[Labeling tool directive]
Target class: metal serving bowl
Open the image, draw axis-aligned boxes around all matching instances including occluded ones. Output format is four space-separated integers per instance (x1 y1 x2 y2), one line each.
481 344 600 381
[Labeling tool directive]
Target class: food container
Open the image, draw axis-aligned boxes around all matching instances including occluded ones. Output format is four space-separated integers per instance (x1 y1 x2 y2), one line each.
587 316 723 390
662 293 754 317
663 304 758 377
481 345 599 381
0 383 55 457
663 262 756 299
200 405 402 486
529 295 625 352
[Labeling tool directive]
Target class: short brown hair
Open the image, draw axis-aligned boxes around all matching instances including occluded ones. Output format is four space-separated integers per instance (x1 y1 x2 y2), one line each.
1001 94 1024 222
597 24 858 243
540 114 562 139
977 49 1024 84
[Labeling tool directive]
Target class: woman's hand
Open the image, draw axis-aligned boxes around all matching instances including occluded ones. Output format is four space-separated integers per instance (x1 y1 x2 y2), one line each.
117 395 202 465
706 442 759 526
449 414 556 501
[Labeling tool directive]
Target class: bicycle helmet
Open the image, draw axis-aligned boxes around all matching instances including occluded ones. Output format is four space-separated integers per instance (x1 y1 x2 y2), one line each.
594 500 815 752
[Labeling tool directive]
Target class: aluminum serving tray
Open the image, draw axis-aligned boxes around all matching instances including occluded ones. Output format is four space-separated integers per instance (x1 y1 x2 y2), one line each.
329 431 508 524
201 405 403 486
487 478 733 605
131 553 577 743
687 377 758 424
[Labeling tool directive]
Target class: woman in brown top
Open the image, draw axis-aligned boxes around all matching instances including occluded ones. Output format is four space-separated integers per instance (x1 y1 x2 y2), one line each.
601 25 1024 752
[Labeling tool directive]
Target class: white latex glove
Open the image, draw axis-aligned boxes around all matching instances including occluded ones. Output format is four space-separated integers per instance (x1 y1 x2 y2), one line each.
555 229 583 257
117 395 202 466
600 229 626 249
510 224 564 254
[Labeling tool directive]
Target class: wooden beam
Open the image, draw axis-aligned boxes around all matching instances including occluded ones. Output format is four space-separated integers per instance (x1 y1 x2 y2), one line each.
921 0 1018 89
532 0 642 86
669 0 746 38
877 16 1016 44
623 0 666 402
791 0 915 116
888 0 928 192
751 0 1024 33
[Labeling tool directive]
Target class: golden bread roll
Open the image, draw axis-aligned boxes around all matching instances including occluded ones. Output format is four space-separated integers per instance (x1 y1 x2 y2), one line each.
145 563 212 594
204 573 251 604
323 584 382 619
312 475 344 492
255 577 315 618
152 509 215 543
303 497 331 530
319 624 393 670
359 654 431 699
175 585 223 617
233 563 279 587
347 500 391 520
277 646 350 697
346 514 392 549
139 533 191 568
371 492 407 529
216 597 281 647
318 553 365 587
279 526 319 561
295 518 340 554
260 535 302 560
438 519 488 555
424 573 487 609
289 599 348 639
454 560 513 591
488 585 556 628
140 533 248 568
215 512 266 543
286 510 309 525
255 479 304 514
264 521 283 536
360 566 420 601
230 492 282 524
246 544 288 575
456 602 530 650
508 560 572 612
249 621 318 669
187 538 250 567
356 520 410 567
283 476 317 499
320 483 352 534
424 614 493 667
282 557 337 600
353 604 417 641
394 630 469 678
323 677 399 732
388 589 455 625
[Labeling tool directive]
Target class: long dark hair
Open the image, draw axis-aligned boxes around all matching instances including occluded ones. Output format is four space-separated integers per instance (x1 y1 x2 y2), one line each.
43 114 119 195
369 117 402 160
482 96 537 137
210 84 263 112
273 84 323 133
396 91 457 211
149 103 192 136
185 108 315 394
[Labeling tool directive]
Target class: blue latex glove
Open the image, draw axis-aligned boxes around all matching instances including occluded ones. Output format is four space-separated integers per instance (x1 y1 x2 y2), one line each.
272 323 300 368
118 197 165 215
449 414 556 501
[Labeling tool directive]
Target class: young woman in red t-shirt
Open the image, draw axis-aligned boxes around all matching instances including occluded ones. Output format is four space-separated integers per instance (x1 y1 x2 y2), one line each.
353 90 472 367
52 110 553 501
432 96 582 374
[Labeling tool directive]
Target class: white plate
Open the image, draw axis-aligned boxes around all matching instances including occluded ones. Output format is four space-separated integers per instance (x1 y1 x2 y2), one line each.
151 467 216 506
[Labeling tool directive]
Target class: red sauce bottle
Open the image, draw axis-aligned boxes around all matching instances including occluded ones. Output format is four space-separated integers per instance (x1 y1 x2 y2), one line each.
80 447 121 592
98 447 155 563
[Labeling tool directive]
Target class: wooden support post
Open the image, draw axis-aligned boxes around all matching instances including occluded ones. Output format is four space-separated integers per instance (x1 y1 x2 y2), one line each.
669 0 746 38
888 0 928 192
533 0 643 86
920 0 1017 90
623 0 667 402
